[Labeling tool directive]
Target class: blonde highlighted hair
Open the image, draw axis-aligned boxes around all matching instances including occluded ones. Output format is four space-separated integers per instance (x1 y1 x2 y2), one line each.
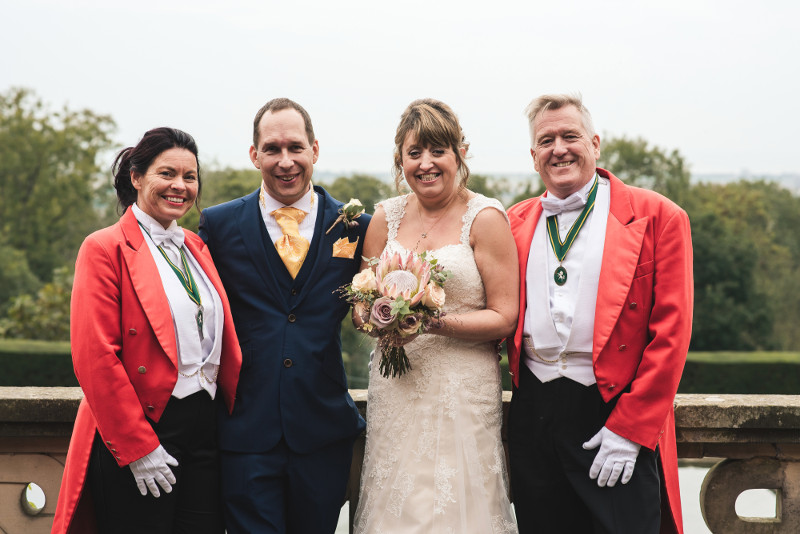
525 93 596 145
392 99 470 192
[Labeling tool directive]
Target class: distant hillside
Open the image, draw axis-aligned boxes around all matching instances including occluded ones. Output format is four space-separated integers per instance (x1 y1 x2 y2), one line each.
313 170 800 196
693 173 800 193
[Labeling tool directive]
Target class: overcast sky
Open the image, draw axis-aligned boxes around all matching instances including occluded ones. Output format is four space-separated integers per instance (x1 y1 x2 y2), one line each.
3 0 798 179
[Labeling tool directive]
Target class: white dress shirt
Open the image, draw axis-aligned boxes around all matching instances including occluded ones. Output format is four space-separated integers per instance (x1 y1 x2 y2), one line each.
259 183 319 243
132 203 223 399
522 175 610 385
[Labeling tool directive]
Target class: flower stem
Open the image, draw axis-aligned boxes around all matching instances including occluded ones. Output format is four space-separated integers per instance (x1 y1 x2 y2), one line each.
378 345 412 378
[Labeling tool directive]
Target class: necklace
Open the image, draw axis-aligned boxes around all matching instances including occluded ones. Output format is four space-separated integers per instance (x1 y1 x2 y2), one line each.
414 193 460 251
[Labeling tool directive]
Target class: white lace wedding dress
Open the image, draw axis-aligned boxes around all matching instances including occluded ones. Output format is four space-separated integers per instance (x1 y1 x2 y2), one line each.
353 194 518 534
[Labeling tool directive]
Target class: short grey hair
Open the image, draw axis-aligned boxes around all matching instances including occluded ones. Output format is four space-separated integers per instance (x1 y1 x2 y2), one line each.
525 93 596 146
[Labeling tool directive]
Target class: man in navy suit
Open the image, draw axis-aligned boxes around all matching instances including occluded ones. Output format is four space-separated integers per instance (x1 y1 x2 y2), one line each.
199 98 370 533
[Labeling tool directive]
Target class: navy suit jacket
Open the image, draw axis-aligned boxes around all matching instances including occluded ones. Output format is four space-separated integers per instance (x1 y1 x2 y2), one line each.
199 185 370 454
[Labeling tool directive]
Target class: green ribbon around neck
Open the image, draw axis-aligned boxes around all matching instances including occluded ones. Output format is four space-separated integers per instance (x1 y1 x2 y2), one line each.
138 221 204 338
545 175 599 263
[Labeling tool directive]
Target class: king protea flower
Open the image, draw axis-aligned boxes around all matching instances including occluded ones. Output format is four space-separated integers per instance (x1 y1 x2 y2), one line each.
375 250 431 306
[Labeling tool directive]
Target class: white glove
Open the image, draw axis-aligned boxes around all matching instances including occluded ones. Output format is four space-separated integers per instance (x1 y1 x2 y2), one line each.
582 426 640 487
129 444 179 497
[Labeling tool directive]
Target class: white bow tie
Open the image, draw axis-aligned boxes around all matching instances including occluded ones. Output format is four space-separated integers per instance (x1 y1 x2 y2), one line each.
149 225 185 249
540 192 587 218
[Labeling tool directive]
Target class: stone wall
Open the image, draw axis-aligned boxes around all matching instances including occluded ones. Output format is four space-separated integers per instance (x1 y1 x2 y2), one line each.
2 388 799 533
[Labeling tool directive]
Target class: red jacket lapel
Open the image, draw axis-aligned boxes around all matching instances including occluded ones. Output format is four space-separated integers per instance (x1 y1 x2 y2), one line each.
119 209 178 368
592 170 646 361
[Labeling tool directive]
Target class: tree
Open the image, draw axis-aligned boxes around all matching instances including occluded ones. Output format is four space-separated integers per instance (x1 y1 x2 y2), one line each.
467 173 515 205
0 266 72 341
318 174 394 215
509 177 545 206
688 180 800 350
179 167 261 232
0 240 41 314
598 135 691 206
0 87 116 281
688 209 773 350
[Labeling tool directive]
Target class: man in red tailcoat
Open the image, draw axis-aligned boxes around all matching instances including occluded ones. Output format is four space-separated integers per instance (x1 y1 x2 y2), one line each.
506 94 693 534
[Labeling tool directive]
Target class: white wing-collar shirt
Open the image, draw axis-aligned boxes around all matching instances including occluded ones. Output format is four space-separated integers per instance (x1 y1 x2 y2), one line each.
132 203 223 399
522 174 610 386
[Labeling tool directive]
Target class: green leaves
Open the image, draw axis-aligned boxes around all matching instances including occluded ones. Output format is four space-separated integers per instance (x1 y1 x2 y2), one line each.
0 88 115 340
318 174 394 216
0 267 72 341
390 296 411 317
688 180 800 351
598 135 690 206
0 87 116 281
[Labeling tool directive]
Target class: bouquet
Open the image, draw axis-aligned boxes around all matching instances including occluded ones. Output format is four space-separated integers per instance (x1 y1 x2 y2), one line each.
341 249 449 378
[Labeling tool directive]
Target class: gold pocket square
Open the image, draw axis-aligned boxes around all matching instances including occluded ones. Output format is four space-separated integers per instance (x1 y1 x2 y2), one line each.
332 237 358 259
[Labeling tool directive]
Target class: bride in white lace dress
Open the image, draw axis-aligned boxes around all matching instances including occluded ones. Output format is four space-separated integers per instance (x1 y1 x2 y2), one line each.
353 99 519 533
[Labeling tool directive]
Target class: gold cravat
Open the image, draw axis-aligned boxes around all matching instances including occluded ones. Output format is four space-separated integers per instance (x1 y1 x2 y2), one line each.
271 207 310 279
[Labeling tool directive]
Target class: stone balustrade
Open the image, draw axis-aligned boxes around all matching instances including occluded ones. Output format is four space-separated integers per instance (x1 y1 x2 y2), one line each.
1 388 799 533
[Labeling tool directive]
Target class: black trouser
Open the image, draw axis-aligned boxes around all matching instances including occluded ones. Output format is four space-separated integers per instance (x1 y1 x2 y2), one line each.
88 390 223 534
508 365 661 534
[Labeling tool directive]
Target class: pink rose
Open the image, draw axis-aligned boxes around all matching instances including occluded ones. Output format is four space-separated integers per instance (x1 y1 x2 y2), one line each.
369 297 397 330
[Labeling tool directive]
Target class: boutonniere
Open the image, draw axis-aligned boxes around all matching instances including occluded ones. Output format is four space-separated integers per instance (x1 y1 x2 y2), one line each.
326 198 365 235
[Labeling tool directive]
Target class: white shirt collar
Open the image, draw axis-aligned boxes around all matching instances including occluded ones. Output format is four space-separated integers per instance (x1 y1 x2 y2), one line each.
259 182 315 213
131 203 182 235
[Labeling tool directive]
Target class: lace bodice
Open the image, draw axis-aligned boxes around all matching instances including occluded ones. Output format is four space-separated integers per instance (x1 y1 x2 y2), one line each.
383 193 508 248
381 193 508 333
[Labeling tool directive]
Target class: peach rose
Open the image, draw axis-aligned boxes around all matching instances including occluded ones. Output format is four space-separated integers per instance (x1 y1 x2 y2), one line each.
351 268 378 292
420 283 446 309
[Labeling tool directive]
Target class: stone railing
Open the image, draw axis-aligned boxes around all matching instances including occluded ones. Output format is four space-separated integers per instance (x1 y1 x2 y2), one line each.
672 393 800 533
2 388 799 533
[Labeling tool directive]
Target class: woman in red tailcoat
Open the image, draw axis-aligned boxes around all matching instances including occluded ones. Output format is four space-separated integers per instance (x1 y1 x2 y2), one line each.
52 128 241 534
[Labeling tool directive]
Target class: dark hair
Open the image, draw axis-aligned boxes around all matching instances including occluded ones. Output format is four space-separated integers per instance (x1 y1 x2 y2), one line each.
112 127 201 211
392 98 470 192
252 98 315 147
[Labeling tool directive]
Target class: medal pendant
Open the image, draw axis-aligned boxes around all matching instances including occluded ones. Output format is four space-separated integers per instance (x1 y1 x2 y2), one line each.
196 307 204 340
554 266 568 286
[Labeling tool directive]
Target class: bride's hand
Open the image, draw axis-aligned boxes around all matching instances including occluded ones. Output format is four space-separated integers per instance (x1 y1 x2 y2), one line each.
395 332 419 346
425 316 449 336
352 302 375 334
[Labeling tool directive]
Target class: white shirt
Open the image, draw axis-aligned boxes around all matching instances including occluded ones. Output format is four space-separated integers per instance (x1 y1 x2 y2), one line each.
259 183 318 243
132 204 223 399
522 175 610 385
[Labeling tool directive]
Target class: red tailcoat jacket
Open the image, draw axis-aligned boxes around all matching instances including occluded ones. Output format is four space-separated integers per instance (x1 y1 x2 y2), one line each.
507 168 693 534
51 208 242 534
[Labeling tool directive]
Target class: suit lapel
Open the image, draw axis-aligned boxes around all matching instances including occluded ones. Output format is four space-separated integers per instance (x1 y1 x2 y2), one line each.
119 209 178 368
593 172 647 358
292 187 341 307
236 190 288 304
514 199 542 279
509 197 543 351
